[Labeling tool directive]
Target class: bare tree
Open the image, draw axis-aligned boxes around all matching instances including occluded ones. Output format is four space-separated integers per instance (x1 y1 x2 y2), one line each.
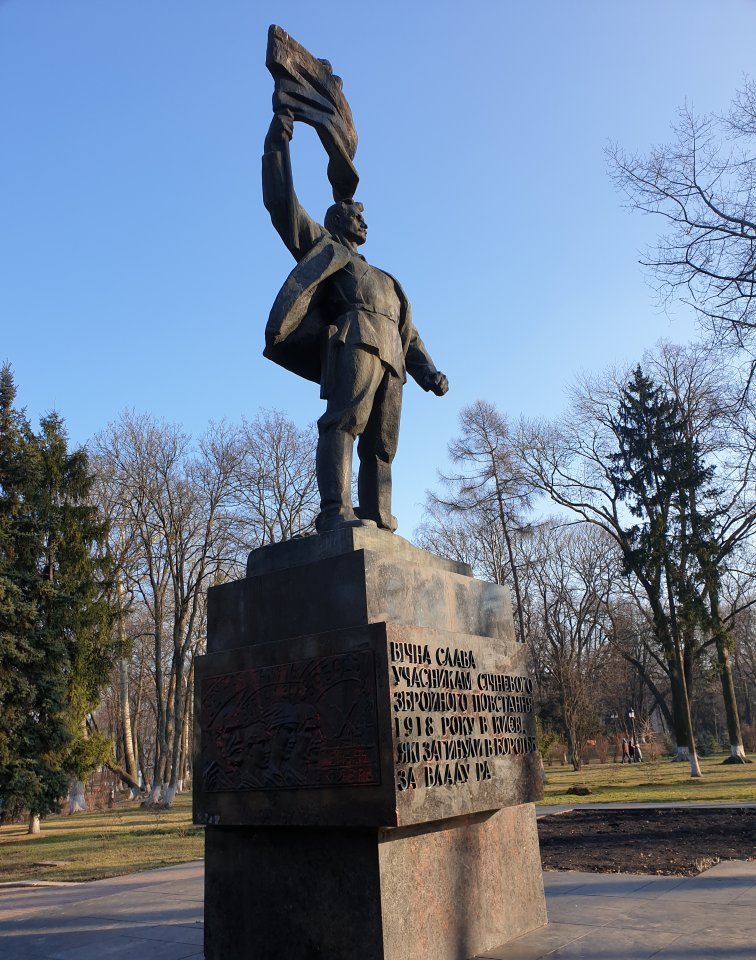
519 363 707 774
526 523 614 771
608 81 756 372
523 346 756 771
91 408 318 805
93 414 240 805
232 409 318 549
649 343 756 761
90 445 143 796
731 601 756 732
602 584 678 740
419 401 533 643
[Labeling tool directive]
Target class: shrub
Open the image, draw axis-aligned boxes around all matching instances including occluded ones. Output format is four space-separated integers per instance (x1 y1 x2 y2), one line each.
594 735 610 763
741 724 756 753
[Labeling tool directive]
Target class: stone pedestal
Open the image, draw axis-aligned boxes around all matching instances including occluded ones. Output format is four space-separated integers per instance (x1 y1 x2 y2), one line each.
195 528 546 960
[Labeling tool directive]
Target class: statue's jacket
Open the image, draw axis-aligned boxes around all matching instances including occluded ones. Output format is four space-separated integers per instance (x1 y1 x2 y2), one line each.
262 143 438 399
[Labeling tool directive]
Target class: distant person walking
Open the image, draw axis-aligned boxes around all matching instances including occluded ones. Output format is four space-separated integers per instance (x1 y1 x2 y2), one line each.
621 738 630 763
628 739 636 762
633 740 643 763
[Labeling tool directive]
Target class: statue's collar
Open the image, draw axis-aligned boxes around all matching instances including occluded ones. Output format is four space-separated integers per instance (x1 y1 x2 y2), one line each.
330 234 365 261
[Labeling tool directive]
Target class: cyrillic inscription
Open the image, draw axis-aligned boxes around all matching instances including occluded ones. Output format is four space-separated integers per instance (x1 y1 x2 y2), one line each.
389 640 537 793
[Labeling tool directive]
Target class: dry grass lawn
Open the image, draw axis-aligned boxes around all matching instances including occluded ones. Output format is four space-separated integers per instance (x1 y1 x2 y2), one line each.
542 752 756 804
0 792 202 883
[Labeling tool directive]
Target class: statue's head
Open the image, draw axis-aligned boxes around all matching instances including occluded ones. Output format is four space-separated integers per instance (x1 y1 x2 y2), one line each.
325 199 367 246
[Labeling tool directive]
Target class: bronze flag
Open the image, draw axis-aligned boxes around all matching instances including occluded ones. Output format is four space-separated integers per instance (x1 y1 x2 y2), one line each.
266 24 359 202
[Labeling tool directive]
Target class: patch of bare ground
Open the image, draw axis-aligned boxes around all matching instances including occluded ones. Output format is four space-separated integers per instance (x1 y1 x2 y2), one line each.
538 807 756 876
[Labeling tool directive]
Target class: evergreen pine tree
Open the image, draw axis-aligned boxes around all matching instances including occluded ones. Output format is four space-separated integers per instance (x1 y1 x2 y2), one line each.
609 366 715 777
0 367 116 826
0 364 40 796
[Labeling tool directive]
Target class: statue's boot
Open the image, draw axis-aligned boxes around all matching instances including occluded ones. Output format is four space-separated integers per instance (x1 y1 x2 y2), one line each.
315 430 361 533
357 457 397 532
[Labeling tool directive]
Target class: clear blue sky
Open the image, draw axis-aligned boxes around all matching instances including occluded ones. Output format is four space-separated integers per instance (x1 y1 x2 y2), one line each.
2 0 753 533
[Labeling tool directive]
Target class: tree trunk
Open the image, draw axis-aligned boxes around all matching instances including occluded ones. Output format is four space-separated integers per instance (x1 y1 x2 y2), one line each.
717 637 749 762
676 642 701 777
669 645 701 775
562 700 582 772
669 659 690 757
119 658 140 795
136 731 150 792
116 579 140 797
566 726 582 771
166 653 186 801
132 647 146 767
501 520 526 645
493 476 526 645
708 591 750 764
104 760 142 793
157 658 178 800
178 664 194 790
28 813 40 835
151 608 168 804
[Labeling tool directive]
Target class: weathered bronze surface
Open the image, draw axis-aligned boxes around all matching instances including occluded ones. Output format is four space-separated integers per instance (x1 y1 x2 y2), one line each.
266 25 358 202
262 26 448 535
200 648 381 793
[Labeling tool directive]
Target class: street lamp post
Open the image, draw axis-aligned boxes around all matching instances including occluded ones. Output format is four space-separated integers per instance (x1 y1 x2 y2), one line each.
609 714 619 762
628 708 637 747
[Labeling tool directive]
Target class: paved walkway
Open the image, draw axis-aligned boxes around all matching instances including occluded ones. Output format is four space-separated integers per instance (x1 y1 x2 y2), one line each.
0 861 204 960
2 858 755 959
485 860 756 959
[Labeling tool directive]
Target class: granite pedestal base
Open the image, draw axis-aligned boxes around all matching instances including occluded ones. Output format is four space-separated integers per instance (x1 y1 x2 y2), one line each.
204 804 545 960
196 529 546 960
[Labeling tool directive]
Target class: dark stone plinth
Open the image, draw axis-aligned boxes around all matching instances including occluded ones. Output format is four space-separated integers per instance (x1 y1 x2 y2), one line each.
197 532 547 958
204 804 546 960
210 531 510 654
246 526 472 577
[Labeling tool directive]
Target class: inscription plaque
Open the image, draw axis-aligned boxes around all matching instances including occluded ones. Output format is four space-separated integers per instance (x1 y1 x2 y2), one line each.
388 638 536 799
193 622 542 828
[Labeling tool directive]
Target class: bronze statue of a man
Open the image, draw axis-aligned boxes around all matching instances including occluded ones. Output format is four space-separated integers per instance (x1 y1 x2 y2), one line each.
262 32 448 534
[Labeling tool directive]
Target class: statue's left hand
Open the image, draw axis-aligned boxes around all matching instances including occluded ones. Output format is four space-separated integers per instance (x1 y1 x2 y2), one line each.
264 112 294 152
424 371 449 396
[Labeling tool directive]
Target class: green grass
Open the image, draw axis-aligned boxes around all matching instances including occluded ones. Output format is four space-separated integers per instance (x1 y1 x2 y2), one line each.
0 792 203 883
542 752 756 804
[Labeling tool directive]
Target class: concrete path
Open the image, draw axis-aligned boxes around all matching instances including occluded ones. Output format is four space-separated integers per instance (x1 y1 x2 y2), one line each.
0 861 204 960
481 860 756 960
2 858 755 959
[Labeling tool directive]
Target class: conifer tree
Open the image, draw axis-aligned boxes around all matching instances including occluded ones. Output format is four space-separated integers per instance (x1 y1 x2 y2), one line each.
520 348 755 775
0 365 40 803
609 366 714 777
0 366 116 829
